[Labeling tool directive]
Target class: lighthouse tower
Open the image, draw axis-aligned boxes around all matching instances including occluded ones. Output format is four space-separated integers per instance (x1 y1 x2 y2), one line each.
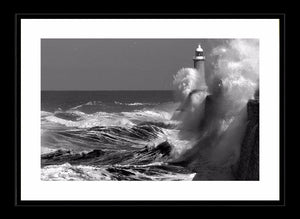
193 44 207 90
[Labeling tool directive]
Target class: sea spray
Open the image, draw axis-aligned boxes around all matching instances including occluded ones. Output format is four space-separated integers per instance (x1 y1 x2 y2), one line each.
172 68 208 131
173 68 204 100
210 39 259 113
170 39 259 177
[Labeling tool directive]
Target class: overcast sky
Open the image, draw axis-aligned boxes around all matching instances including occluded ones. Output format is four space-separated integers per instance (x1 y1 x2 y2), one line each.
41 39 211 90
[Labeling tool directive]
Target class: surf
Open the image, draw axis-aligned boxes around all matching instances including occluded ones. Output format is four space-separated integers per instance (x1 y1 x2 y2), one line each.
41 39 259 181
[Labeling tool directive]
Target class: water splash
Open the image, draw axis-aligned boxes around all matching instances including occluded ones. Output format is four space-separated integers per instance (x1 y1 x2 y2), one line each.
171 39 259 173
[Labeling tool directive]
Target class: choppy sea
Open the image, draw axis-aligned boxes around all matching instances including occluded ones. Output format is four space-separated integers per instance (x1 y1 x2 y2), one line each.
41 91 196 181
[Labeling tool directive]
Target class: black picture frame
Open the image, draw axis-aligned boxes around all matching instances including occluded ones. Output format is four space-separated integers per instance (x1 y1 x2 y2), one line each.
13 13 286 207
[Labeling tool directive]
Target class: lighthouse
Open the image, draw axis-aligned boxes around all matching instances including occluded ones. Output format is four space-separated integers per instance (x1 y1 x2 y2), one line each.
193 44 207 90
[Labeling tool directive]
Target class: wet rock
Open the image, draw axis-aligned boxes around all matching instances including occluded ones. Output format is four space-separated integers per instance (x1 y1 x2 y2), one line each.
234 99 259 180
155 141 172 156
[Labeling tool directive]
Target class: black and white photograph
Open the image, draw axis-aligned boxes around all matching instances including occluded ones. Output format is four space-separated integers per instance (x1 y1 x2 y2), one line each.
40 39 259 181
17 17 283 202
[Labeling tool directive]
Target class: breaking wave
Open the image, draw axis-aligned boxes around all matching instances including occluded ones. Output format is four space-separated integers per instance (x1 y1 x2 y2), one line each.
41 163 195 181
169 39 259 176
41 39 259 181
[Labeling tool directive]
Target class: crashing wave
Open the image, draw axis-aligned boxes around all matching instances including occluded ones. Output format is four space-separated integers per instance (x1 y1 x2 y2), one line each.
41 162 196 181
41 139 196 181
41 123 168 154
43 112 136 128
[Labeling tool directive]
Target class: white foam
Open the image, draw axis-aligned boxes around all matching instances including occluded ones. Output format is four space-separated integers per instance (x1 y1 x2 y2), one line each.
41 163 196 181
122 109 173 122
164 129 198 160
41 163 113 181
41 111 53 117
44 113 136 128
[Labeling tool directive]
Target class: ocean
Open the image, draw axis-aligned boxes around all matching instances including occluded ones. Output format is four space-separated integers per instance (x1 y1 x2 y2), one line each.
41 90 196 181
